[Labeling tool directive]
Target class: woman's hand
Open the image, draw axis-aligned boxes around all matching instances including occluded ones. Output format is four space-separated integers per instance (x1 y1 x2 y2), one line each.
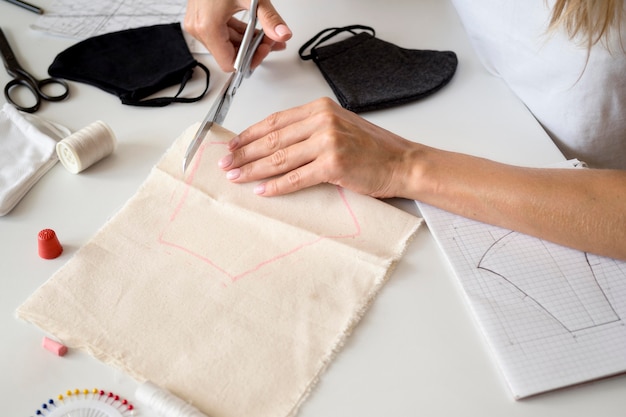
216 98 626 260
184 0 292 72
217 97 423 198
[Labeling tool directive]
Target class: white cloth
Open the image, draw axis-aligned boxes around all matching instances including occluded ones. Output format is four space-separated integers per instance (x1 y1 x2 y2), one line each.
0 103 70 215
450 0 626 169
17 124 421 417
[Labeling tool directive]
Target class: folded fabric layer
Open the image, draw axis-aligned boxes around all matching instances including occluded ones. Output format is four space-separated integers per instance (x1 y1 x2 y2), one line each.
17 124 421 417
0 103 70 216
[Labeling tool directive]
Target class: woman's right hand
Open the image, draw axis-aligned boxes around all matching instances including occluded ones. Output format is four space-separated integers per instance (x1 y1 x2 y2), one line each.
184 0 292 72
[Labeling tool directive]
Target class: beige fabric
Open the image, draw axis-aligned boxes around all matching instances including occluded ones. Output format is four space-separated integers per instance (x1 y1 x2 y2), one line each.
17 124 421 417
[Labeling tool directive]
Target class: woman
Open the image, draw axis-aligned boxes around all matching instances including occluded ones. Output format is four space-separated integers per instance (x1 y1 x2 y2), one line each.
184 0 626 260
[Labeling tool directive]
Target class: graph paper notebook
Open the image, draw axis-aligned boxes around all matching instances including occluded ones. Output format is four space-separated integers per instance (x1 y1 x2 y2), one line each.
416 165 626 398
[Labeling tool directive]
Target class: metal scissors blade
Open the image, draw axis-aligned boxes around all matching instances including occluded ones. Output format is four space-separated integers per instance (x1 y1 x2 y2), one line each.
182 72 235 172
182 0 264 173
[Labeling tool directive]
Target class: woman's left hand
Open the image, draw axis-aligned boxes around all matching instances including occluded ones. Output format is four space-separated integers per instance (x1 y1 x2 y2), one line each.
217 97 422 198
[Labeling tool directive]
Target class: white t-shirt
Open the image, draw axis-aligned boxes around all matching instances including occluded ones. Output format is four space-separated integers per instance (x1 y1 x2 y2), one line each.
450 0 626 169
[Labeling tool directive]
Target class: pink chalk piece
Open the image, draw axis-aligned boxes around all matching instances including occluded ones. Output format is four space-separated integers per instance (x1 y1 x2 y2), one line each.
42 336 68 356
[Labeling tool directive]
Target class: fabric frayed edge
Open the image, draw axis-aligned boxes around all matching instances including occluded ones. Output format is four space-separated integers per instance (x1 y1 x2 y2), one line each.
284 219 422 417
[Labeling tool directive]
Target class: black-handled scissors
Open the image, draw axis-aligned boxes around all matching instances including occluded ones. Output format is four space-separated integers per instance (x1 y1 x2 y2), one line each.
0 27 69 113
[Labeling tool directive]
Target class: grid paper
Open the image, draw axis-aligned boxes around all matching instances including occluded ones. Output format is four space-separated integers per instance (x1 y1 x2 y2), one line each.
417 189 626 398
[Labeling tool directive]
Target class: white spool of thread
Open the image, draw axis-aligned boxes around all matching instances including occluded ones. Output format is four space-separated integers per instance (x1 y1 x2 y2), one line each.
136 381 210 417
56 120 117 174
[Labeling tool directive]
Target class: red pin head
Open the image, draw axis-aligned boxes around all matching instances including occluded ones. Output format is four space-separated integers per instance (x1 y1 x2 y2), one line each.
38 229 63 259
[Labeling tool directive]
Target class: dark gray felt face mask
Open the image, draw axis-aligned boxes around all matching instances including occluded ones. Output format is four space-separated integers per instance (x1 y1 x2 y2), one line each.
299 25 458 113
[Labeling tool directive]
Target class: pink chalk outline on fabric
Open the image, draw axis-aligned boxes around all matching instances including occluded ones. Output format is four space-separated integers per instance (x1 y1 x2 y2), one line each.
158 140 362 282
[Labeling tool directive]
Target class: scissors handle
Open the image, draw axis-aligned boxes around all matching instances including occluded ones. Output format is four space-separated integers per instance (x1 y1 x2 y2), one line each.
4 68 69 113
1 28 69 113
4 77 41 113
36 76 70 101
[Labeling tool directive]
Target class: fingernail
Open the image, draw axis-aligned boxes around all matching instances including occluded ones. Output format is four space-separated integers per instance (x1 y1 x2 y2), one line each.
218 153 233 169
254 183 266 195
226 168 240 180
275 24 291 38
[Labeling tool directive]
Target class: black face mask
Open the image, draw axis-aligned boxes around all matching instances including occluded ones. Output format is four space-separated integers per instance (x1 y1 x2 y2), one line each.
48 23 210 107
299 25 458 113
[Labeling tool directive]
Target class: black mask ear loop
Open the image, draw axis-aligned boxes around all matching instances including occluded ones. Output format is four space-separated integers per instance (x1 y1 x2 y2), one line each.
298 24 458 113
298 25 375 60
123 61 210 107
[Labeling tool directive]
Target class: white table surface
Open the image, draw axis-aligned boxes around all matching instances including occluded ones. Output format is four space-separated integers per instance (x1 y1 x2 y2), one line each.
2 1 625 416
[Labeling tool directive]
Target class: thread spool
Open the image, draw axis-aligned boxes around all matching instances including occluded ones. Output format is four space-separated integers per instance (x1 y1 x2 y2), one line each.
136 381 209 417
56 120 117 174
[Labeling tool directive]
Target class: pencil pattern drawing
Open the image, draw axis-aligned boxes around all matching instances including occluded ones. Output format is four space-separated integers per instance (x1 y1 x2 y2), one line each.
477 231 621 334
417 199 626 398
31 0 187 39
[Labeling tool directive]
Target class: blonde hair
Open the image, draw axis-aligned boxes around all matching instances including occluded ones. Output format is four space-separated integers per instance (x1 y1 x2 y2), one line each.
549 0 624 47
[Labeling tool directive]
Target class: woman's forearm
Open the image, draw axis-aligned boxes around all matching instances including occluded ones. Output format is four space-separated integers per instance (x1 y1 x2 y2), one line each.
409 145 626 260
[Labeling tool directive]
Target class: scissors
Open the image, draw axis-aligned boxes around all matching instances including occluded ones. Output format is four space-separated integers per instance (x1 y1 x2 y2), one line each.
0 27 69 113
182 0 265 173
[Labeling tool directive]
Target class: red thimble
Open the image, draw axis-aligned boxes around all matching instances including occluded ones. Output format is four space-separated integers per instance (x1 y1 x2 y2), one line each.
38 229 63 259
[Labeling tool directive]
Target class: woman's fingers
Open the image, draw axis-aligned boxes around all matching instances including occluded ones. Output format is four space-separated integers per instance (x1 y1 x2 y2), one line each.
216 97 415 198
184 0 291 71
225 137 319 183
256 0 292 43
219 100 324 171
253 163 325 196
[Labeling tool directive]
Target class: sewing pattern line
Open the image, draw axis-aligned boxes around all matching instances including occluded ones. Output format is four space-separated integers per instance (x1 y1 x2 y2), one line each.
477 231 621 333
31 0 187 39
157 140 362 283
417 201 626 398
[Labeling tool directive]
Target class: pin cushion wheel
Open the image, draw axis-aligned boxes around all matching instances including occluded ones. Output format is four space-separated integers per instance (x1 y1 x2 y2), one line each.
32 388 135 417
